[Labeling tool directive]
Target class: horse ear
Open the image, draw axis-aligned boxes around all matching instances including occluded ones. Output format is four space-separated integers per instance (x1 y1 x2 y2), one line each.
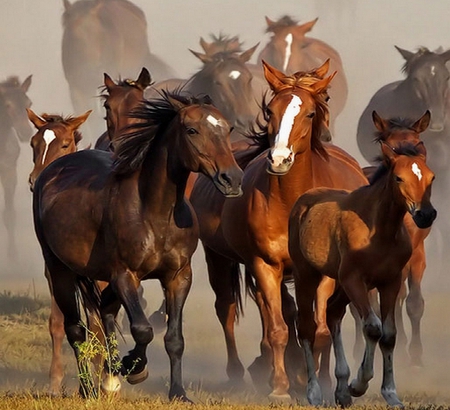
199 37 212 54
167 95 187 111
21 75 32 92
412 110 431 134
262 60 286 92
136 67 152 89
296 17 318 35
63 0 71 11
311 71 336 95
69 110 92 130
372 110 389 133
27 108 47 129
265 16 276 29
395 45 415 62
439 48 450 63
239 43 259 63
314 59 330 79
104 73 116 91
189 49 213 64
380 141 397 163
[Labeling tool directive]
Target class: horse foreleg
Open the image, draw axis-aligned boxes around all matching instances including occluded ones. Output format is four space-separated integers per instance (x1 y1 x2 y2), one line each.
405 244 426 367
112 271 153 385
341 273 380 398
253 259 290 400
205 247 245 384
327 287 352 407
162 264 192 402
378 281 403 407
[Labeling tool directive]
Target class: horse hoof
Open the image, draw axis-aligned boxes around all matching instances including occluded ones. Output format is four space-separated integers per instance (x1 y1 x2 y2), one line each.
268 392 292 403
126 366 148 385
349 379 367 397
101 374 121 394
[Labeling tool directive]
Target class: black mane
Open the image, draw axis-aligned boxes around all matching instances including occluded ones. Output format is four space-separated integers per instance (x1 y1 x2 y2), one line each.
113 90 213 175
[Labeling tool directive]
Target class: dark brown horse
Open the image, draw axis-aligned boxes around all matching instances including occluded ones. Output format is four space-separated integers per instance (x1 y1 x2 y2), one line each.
289 142 436 407
0 75 33 260
27 108 92 395
149 34 261 138
351 110 432 368
189 61 367 400
95 67 152 151
32 91 243 400
62 0 175 143
258 16 348 135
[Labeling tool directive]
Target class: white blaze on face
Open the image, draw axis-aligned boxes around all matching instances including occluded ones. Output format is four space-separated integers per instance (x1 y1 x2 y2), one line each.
412 162 423 181
42 129 56 164
283 33 293 72
431 65 436 76
271 95 302 166
207 114 226 128
229 70 241 80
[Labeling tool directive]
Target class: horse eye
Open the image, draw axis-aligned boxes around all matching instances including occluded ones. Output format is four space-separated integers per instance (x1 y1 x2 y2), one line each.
395 175 403 183
307 112 315 119
325 96 331 103
230 126 235 133
187 128 198 135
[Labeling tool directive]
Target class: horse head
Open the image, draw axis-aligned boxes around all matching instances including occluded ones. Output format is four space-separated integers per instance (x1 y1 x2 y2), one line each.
28 108 90 190
380 141 436 229
102 67 152 149
396 46 450 132
262 60 334 174
189 38 259 133
0 75 33 142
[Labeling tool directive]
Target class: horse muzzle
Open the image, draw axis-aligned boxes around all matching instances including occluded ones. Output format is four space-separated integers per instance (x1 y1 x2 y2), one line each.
411 206 437 229
266 148 294 175
213 168 244 197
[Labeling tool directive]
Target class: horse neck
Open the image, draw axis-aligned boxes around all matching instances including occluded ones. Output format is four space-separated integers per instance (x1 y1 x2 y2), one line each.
135 142 190 216
359 173 406 237
0 109 15 149
269 148 314 207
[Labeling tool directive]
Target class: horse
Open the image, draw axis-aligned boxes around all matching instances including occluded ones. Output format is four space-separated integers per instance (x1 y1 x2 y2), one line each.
356 45 450 283
351 110 432 368
189 60 368 400
257 15 348 135
27 108 93 395
32 91 243 400
289 141 436 407
148 34 261 138
95 67 152 151
0 75 33 260
61 0 175 144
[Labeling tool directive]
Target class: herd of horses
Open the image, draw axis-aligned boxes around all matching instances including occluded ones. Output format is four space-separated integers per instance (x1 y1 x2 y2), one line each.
1 0 450 407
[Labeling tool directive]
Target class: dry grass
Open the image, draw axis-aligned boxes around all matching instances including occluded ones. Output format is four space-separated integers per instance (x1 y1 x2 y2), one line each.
0 290 450 409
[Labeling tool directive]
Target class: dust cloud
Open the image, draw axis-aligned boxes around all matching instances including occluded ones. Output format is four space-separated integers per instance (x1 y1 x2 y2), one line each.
1 0 450 404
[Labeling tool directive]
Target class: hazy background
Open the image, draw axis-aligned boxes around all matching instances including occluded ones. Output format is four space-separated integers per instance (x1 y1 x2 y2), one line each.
1 0 450 402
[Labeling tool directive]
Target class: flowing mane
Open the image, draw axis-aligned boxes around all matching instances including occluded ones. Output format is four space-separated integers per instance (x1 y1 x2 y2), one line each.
113 91 213 175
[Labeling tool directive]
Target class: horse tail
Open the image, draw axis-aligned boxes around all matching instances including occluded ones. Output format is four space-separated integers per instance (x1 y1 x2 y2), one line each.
75 276 103 333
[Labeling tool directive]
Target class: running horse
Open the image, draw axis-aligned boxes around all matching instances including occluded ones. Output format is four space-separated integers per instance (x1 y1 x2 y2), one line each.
351 110 433 368
189 61 367 399
356 46 450 270
61 0 175 144
289 141 436 407
0 75 33 260
27 108 91 395
32 91 243 400
149 34 261 138
258 16 348 135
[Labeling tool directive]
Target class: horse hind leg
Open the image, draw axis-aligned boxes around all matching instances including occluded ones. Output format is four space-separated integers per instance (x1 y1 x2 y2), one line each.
111 271 153 385
205 246 246 386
